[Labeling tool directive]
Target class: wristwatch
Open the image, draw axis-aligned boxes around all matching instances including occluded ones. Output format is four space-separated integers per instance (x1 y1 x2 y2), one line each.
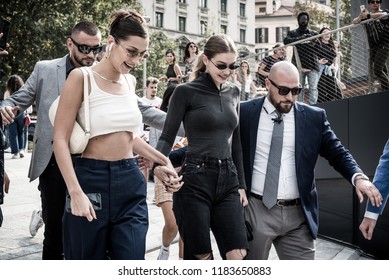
355 174 369 184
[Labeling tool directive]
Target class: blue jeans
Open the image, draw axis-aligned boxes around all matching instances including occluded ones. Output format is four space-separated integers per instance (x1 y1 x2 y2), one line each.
63 157 148 260
174 153 248 259
299 70 319 105
8 113 25 154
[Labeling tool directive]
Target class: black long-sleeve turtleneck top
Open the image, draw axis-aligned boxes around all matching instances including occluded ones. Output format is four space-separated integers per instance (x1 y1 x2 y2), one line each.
156 72 246 189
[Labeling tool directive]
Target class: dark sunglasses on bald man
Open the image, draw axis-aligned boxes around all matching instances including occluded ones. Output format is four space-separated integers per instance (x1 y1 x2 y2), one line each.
71 38 103 55
369 1 381 4
268 78 302 96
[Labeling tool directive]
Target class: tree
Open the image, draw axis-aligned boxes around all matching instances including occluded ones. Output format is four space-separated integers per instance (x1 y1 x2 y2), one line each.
0 0 142 94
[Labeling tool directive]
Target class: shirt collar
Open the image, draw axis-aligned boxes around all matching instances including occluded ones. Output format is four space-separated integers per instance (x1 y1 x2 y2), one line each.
65 54 76 79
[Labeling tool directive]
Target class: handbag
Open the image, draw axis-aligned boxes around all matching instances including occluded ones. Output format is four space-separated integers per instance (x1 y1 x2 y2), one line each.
24 114 31 126
49 68 91 154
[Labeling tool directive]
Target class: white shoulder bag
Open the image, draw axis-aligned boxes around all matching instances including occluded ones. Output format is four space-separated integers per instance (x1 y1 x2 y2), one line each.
49 67 91 154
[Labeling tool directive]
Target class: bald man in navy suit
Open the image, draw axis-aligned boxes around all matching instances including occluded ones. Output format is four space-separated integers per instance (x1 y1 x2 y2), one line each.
240 61 383 260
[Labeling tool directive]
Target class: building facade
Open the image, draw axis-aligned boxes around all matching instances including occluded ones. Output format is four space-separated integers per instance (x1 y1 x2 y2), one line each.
141 0 256 64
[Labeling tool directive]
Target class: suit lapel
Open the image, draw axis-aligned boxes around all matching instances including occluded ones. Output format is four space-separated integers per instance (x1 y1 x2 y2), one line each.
249 97 265 171
294 102 306 171
56 56 67 97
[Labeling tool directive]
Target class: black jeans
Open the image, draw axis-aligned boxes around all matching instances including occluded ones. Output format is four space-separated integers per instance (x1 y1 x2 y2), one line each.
38 154 67 260
173 153 248 260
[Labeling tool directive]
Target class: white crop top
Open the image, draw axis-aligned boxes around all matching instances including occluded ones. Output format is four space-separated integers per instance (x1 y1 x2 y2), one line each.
77 67 142 138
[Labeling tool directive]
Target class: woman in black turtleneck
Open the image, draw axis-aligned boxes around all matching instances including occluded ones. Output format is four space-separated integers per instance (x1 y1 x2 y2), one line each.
155 34 248 260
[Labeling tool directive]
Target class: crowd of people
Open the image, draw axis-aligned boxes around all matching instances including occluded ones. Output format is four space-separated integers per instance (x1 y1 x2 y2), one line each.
0 4 389 261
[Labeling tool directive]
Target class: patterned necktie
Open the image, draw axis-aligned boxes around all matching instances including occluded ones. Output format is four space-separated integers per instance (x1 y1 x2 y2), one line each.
262 110 284 209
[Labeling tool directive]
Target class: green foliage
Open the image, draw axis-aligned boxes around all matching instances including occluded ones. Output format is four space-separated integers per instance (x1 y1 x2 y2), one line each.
0 0 141 93
294 2 332 31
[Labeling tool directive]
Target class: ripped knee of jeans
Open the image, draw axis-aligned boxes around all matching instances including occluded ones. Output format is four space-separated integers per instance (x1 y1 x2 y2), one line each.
194 252 214 260
226 248 247 260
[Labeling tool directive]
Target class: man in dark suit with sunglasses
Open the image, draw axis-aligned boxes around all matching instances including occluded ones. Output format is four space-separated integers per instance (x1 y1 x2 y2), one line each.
240 61 383 260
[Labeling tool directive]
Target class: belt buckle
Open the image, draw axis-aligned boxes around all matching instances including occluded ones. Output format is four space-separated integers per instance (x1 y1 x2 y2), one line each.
276 200 285 207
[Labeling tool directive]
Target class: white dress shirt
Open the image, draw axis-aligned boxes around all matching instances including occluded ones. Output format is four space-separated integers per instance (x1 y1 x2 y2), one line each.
251 97 299 199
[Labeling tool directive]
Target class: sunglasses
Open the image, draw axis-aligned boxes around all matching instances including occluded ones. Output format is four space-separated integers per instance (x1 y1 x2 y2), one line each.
70 38 103 55
369 1 381 4
117 41 149 59
268 78 302 96
210 59 240 70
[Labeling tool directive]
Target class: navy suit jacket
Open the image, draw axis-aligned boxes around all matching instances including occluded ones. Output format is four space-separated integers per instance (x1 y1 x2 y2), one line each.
240 97 363 239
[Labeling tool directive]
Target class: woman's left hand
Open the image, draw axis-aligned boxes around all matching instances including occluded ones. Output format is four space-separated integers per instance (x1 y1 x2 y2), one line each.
154 165 183 193
239 189 248 207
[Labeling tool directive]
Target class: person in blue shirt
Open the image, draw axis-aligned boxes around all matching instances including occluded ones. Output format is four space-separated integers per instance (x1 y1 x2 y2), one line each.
359 139 389 240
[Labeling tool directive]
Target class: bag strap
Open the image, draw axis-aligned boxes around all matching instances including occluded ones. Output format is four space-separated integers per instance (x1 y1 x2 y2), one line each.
79 67 91 136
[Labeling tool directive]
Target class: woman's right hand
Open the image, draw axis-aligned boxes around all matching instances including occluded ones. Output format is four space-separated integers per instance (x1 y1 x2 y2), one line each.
70 191 97 222
154 164 183 193
319 58 328 65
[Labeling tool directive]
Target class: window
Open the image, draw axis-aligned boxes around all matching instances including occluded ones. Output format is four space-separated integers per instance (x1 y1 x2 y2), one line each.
178 0 186 2
200 21 207 35
179 17 186 32
255 28 268 43
240 3 246 17
156 12 163 28
275 27 289 42
221 25 227 34
221 0 227 13
240 29 246 43
259 7 266 13
200 0 207 8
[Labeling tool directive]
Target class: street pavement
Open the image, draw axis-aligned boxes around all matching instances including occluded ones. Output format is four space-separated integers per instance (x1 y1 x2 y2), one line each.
0 151 372 260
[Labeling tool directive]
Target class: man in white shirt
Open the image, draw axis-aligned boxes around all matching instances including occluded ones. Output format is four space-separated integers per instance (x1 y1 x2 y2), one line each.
140 77 162 142
239 61 383 260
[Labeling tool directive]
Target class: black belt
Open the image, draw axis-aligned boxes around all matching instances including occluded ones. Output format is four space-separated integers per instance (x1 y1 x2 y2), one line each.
250 192 301 207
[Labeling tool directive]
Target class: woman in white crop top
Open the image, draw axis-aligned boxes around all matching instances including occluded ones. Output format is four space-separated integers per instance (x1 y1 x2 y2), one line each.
53 9 182 260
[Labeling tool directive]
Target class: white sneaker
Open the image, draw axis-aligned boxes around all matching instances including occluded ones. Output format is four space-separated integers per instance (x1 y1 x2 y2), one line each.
19 151 24 158
11 153 19 159
157 247 170 260
29 210 44 237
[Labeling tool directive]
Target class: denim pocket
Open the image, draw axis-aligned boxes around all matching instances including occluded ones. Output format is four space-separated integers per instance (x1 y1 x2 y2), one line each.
181 161 205 175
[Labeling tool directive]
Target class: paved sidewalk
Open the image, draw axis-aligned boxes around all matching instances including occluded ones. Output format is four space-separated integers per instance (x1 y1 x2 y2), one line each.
0 151 372 260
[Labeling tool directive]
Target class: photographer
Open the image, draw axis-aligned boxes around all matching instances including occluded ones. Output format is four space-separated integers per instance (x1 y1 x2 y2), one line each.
353 0 389 91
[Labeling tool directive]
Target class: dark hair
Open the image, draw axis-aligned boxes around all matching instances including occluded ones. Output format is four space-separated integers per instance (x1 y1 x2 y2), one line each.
192 34 237 79
183 41 199 63
273 44 281 49
166 49 176 63
71 21 100 37
319 27 336 53
109 9 148 41
239 60 250 75
160 84 177 112
297 11 310 22
6 75 24 95
146 77 159 87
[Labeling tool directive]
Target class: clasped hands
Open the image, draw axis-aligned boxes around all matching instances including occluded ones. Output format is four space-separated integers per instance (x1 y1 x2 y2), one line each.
137 155 183 193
